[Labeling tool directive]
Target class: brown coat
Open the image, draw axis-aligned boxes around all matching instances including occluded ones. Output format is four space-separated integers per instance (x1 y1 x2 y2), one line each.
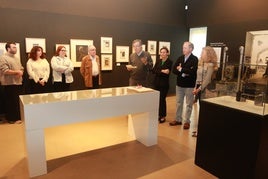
80 55 102 88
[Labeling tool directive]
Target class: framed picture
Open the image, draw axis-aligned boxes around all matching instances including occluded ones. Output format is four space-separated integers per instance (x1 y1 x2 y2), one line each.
147 40 157 55
70 39 93 67
0 42 21 60
101 54 113 71
25 38 46 53
101 37 112 53
159 41 170 54
116 46 129 63
56 44 70 58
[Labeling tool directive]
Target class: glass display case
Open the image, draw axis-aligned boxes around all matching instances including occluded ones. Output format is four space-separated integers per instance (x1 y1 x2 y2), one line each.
200 60 268 116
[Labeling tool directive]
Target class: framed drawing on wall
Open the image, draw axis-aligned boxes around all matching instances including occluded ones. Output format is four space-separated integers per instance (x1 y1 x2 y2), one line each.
159 41 170 54
0 42 21 60
147 40 157 55
25 38 46 53
116 46 129 63
101 37 112 53
101 54 113 71
70 39 93 67
56 44 70 58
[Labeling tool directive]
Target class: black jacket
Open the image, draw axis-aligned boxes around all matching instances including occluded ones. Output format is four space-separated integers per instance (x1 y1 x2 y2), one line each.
172 53 198 88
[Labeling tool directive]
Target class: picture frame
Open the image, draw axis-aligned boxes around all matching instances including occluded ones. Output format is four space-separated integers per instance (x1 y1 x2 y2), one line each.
101 54 113 71
147 40 157 55
101 37 113 53
0 42 21 60
25 38 46 53
70 39 93 67
56 44 70 58
159 41 171 54
116 46 129 63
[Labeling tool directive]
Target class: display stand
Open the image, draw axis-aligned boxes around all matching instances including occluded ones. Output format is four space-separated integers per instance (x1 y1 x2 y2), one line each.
20 87 159 177
195 96 268 179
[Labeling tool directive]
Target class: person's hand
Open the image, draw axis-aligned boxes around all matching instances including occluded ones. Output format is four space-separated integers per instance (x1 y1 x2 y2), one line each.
141 57 147 65
39 80 45 86
16 70 23 77
161 69 169 74
176 63 182 71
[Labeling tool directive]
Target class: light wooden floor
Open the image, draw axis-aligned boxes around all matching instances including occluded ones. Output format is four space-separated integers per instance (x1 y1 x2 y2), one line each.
0 96 217 179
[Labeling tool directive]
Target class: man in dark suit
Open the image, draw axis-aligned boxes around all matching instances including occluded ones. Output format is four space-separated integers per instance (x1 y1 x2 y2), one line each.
169 42 198 129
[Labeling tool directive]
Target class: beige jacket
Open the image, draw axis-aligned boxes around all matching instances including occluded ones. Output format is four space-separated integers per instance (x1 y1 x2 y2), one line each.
80 55 102 88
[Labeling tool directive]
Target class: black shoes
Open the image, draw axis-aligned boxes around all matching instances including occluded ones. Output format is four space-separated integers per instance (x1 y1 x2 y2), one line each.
159 118 166 123
169 121 182 126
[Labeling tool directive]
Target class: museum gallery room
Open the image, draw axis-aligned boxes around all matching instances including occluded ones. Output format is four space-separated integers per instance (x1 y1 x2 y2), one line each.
0 0 268 178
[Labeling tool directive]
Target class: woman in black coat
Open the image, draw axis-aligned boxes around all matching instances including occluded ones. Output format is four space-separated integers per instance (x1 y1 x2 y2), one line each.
152 47 173 123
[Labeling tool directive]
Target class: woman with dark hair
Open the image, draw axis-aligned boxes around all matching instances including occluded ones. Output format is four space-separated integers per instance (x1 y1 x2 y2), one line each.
152 47 173 123
26 46 50 94
51 46 74 92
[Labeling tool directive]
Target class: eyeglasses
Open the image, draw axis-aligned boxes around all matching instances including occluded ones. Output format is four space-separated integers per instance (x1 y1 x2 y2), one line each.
60 50 67 52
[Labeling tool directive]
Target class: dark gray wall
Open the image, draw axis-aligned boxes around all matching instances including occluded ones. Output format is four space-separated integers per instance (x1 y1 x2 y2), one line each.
0 0 187 93
187 0 268 63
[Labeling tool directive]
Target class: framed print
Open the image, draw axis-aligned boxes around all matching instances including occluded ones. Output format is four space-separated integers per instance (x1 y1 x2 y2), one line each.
116 46 129 63
0 42 21 60
101 54 113 71
25 38 46 53
101 37 112 53
56 44 70 58
147 40 157 55
159 41 170 54
70 39 93 67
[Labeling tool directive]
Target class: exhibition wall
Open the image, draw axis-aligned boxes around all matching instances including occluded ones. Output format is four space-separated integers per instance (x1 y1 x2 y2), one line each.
0 0 187 93
187 0 268 63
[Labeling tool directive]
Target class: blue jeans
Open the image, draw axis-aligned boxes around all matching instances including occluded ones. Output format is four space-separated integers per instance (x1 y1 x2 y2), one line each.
175 86 194 124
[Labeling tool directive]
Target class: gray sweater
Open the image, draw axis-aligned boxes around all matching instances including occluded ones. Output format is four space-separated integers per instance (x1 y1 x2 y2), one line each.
0 53 24 85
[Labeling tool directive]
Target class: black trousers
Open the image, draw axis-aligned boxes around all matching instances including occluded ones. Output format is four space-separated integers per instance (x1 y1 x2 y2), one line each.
4 85 22 122
0 85 5 114
87 75 99 89
155 86 169 118
29 79 48 94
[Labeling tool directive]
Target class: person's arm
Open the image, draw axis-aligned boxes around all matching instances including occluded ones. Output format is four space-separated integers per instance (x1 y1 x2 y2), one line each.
42 59 50 83
80 58 85 77
64 59 74 74
172 58 182 75
200 64 214 90
26 59 39 83
51 56 67 73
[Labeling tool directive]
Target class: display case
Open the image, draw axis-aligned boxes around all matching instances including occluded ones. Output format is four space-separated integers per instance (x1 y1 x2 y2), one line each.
195 50 268 178
201 62 268 116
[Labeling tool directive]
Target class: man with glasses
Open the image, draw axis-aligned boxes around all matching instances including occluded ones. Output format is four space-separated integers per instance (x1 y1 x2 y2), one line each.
127 39 153 87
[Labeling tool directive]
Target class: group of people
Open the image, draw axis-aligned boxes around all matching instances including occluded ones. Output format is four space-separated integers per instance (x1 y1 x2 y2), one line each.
0 42 101 124
0 40 218 130
127 40 218 132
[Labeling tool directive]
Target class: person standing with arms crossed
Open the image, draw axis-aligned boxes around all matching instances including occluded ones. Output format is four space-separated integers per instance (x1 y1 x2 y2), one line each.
169 42 198 130
152 47 173 123
0 42 24 124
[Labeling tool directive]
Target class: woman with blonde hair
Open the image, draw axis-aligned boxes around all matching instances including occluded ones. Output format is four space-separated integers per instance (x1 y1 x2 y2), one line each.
192 46 218 137
193 46 218 102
